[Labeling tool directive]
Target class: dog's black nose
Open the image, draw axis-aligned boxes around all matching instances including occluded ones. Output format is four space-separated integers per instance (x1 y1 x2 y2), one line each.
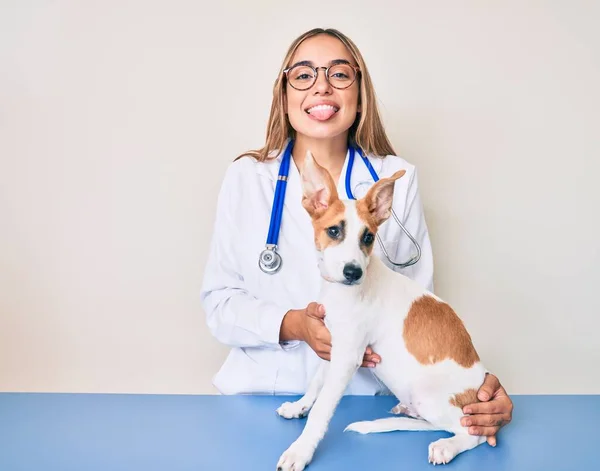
343 264 363 282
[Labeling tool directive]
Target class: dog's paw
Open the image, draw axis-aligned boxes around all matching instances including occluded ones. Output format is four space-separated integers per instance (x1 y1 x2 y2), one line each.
391 403 422 419
276 441 314 471
344 420 376 434
276 401 310 419
428 439 457 465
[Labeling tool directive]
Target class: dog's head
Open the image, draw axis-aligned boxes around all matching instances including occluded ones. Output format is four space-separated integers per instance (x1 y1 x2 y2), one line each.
300 150 406 285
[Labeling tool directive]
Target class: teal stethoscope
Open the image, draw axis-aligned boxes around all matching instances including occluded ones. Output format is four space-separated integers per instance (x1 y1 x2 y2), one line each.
258 139 422 274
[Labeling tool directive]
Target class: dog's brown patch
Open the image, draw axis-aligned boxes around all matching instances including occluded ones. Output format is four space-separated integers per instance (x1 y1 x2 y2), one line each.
449 388 480 409
403 295 480 368
312 199 346 250
358 227 376 256
356 198 379 234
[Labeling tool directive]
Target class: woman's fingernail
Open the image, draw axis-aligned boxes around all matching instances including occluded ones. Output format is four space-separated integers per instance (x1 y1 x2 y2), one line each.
368 362 375 368
464 408 472 414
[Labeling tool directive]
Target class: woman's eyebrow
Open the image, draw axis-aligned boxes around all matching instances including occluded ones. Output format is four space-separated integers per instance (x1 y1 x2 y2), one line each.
288 58 352 68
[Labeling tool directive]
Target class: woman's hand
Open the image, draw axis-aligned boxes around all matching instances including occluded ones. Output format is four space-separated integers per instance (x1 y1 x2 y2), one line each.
281 302 381 368
461 373 513 446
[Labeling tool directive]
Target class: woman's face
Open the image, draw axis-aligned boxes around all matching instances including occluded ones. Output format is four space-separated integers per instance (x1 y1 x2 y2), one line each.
285 34 360 142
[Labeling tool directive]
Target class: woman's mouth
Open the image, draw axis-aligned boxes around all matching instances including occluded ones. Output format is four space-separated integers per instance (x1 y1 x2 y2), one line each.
305 104 339 121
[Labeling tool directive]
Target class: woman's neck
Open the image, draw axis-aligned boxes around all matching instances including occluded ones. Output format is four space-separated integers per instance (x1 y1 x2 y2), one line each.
292 135 348 183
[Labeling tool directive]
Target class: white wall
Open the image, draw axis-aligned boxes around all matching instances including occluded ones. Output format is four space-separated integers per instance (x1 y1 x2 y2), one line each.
1 0 598 395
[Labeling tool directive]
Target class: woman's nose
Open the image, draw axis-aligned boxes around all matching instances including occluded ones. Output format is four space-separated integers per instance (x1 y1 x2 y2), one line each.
313 68 332 93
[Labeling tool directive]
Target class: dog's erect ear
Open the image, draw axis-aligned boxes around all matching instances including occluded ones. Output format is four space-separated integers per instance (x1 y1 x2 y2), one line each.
300 150 339 217
362 169 406 225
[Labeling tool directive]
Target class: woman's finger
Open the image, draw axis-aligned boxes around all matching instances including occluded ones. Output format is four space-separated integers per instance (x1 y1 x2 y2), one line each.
306 302 326 320
461 413 509 428
463 398 509 415
363 353 380 364
477 373 501 402
467 425 499 437
318 351 331 361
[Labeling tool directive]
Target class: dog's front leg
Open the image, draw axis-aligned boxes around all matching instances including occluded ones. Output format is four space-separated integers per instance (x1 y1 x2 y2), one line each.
277 361 329 419
276 343 362 471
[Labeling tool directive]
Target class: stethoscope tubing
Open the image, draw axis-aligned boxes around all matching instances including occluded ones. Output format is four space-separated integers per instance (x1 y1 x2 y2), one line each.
259 139 421 273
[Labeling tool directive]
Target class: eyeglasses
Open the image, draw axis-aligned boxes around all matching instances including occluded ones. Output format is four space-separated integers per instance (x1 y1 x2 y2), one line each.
283 62 360 91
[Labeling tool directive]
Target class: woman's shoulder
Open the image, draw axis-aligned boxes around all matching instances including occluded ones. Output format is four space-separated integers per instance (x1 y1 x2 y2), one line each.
377 153 417 179
369 153 421 193
221 150 282 186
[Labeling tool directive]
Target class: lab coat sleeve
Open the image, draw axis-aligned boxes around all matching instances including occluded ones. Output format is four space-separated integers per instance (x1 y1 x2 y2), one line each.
390 167 435 293
200 161 294 350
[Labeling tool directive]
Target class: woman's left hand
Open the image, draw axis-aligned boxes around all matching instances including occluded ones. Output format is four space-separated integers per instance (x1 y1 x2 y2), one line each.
461 373 513 446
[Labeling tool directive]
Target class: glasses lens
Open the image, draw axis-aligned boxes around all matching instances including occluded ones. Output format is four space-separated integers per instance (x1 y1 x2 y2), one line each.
288 65 316 90
328 64 356 89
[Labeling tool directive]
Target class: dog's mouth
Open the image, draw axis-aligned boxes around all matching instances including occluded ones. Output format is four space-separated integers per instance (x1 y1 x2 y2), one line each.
319 274 363 286
341 279 362 286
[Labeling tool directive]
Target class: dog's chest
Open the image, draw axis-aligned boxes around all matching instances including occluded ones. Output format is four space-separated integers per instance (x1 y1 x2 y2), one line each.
323 298 380 346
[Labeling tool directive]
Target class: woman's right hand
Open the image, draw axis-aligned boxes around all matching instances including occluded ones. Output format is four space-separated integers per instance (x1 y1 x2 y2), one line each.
280 302 381 368
299 302 333 361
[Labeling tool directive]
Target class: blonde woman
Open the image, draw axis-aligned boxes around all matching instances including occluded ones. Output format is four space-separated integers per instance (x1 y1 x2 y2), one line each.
200 28 512 444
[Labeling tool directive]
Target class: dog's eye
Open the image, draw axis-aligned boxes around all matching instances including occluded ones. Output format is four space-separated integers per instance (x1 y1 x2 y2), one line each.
363 232 375 245
327 226 341 239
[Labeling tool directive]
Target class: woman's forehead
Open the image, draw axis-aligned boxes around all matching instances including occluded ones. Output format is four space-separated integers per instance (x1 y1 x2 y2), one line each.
291 35 355 66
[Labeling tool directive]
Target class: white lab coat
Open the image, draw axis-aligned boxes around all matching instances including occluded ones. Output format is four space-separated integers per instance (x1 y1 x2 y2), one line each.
200 142 434 395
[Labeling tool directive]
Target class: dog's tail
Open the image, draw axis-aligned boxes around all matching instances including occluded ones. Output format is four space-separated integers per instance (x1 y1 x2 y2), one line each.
344 417 441 434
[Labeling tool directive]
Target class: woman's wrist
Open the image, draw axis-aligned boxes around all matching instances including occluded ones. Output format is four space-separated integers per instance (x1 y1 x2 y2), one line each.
279 309 305 342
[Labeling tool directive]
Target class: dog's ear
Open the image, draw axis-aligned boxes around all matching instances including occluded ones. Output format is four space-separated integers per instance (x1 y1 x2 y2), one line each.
300 150 339 217
362 169 406 225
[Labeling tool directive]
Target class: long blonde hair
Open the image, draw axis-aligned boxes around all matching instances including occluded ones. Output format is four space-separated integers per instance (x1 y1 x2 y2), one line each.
236 28 396 161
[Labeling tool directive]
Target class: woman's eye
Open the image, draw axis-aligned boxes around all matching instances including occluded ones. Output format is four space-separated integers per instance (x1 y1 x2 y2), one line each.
327 227 340 238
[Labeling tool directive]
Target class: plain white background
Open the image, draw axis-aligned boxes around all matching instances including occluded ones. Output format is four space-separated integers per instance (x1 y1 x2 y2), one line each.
1 1 598 395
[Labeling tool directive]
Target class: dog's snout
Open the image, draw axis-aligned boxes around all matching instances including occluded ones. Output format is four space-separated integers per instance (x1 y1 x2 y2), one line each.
343 263 363 282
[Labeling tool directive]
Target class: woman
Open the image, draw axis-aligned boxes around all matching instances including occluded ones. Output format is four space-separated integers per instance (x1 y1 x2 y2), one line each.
200 28 512 445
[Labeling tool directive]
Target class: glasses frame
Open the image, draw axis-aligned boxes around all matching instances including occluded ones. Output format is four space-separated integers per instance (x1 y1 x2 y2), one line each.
283 63 361 91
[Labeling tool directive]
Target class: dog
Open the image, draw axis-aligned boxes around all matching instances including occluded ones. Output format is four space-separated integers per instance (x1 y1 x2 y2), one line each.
275 150 488 470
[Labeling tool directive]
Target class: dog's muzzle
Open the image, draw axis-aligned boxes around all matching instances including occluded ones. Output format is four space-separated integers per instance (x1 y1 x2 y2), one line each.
343 263 363 284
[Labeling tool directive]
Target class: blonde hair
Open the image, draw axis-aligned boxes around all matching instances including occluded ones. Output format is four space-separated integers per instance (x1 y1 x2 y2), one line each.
236 28 396 161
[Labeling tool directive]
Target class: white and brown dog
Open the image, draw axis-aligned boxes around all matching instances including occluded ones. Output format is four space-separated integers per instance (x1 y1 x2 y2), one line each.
275 151 488 470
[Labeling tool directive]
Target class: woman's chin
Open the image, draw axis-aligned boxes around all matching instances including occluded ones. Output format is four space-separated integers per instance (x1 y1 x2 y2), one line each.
294 125 350 141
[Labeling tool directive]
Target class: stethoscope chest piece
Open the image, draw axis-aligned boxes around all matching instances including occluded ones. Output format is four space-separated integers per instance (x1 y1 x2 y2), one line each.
259 246 282 274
